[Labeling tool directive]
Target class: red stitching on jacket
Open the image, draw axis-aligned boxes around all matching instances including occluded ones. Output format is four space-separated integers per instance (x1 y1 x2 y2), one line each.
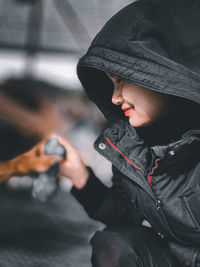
148 175 152 186
104 136 144 174
148 158 161 187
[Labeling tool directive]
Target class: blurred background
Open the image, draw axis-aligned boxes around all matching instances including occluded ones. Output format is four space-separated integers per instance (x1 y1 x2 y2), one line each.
0 1 133 266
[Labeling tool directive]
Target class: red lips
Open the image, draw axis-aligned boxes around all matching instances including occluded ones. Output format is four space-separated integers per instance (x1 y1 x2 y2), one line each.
122 107 132 116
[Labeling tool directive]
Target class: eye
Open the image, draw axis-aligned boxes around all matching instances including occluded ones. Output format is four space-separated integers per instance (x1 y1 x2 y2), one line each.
107 73 123 85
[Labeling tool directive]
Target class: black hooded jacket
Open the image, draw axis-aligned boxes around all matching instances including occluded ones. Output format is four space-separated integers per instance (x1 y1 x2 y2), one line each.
72 0 200 266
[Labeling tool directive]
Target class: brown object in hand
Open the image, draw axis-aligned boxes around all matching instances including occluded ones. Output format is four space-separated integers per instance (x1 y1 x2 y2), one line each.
0 139 61 182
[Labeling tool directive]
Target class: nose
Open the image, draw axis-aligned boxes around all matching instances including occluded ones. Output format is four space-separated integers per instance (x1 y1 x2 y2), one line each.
112 86 123 106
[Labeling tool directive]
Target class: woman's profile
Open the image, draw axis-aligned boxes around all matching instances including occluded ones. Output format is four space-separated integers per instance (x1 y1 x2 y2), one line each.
59 0 200 266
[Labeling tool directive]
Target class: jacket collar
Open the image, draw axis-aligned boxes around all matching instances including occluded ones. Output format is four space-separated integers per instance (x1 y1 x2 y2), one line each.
95 121 200 174
95 122 200 200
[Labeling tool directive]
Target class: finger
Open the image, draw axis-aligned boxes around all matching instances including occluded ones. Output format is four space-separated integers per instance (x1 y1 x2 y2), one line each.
54 135 76 153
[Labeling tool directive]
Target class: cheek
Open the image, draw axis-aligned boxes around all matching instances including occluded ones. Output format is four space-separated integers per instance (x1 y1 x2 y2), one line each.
123 92 156 127
129 99 169 127
138 91 169 118
129 107 152 127
122 85 171 127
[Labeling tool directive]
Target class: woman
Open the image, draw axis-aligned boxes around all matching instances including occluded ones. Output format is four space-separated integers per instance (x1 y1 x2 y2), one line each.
59 0 200 266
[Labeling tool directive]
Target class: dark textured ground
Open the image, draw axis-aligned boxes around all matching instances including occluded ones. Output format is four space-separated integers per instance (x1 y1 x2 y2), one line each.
0 184 104 267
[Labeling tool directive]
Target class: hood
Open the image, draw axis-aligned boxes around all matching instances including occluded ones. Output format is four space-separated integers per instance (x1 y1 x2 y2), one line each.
77 0 200 129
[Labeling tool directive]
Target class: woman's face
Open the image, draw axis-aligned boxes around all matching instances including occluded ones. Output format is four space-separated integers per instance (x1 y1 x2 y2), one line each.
107 73 172 127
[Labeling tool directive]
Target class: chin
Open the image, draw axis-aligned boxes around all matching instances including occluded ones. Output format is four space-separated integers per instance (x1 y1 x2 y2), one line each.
129 117 151 128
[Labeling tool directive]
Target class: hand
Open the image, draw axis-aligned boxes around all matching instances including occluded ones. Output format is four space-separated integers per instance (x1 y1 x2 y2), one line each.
56 136 89 189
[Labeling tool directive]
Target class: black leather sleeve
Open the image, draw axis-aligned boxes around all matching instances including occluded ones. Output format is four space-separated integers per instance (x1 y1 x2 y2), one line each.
169 241 199 267
71 167 130 226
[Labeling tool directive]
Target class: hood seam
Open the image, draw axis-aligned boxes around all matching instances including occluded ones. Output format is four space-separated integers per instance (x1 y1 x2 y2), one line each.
78 57 200 105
